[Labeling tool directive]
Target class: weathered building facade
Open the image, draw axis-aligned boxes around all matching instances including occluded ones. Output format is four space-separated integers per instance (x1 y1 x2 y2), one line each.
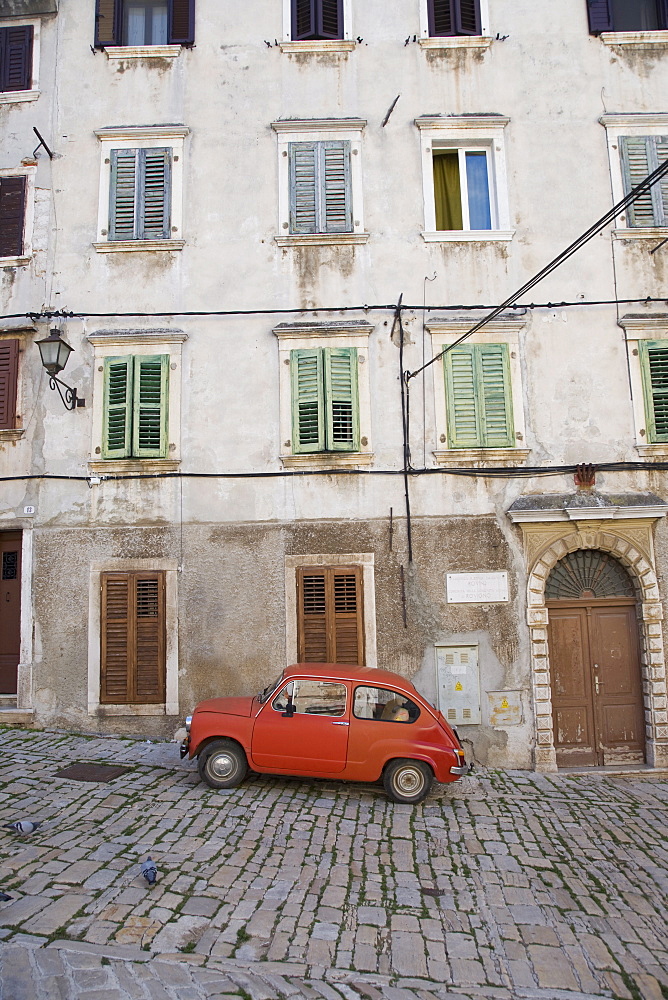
1 0 668 771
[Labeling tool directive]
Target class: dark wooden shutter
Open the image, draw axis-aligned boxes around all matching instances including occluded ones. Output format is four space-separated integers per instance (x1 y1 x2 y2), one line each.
169 0 195 45
620 136 668 227
0 340 19 430
297 566 364 665
101 572 165 704
319 0 343 38
95 0 121 46
0 25 33 92
587 0 613 33
292 0 342 39
0 176 26 258
293 0 315 39
455 0 481 35
429 0 453 35
660 0 668 28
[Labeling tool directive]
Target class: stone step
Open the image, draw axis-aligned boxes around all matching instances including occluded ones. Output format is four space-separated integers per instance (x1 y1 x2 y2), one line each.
0 707 34 726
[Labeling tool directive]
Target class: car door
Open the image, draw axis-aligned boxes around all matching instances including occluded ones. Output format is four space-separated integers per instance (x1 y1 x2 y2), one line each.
251 677 350 773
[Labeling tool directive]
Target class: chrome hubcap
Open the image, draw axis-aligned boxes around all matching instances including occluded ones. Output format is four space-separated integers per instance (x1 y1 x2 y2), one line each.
209 752 236 779
395 768 423 794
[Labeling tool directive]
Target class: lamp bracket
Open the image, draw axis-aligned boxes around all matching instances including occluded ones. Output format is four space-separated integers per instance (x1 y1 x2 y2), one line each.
48 374 84 410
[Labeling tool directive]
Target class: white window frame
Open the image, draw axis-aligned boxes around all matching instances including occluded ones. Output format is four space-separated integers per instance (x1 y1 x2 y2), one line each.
415 116 513 242
87 329 187 473
0 17 41 104
273 320 373 468
94 125 188 252
280 0 354 51
87 558 179 716
0 163 36 267
418 0 492 49
601 113 668 239
428 318 529 466
271 119 368 246
619 314 668 457
284 552 377 667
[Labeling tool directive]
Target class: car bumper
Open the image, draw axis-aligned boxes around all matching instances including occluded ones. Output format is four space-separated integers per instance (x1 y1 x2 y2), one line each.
450 761 472 776
179 738 189 759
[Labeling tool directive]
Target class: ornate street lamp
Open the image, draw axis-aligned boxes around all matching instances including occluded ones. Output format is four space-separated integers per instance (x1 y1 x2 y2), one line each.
36 329 84 410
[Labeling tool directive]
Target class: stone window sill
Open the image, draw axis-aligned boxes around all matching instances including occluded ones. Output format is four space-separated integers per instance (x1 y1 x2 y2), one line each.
422 230 514 243
418 36 492 50
88 459 180 474
93 240 184 253
281 452 374 469
275 233 369 247
92 703 177 716
279 40 355 54
103 45 181 60
0 90 39 104
613 227 667 240
434 448 530 467
635 444 668 458
0 255 31 268
0 428 25 441
600 30 668 46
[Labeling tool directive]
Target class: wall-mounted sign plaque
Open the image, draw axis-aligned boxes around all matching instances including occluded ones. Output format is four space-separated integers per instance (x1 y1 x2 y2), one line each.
446 572 509 604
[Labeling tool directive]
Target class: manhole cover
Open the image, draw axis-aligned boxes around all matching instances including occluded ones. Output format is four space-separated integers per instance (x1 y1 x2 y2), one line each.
55 763 131 782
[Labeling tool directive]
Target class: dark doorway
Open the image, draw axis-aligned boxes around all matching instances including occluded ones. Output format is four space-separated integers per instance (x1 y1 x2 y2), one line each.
0 531 22 694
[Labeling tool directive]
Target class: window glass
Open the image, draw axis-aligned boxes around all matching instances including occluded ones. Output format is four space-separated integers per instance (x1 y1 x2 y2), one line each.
125 2 168 45
465 152 492 230
272 679 346 716
353 686 421 723
611 0 660 30
433 149 492 231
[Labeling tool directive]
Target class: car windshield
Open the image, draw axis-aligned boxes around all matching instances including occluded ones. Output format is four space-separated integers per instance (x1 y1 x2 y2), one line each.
257 673 284 704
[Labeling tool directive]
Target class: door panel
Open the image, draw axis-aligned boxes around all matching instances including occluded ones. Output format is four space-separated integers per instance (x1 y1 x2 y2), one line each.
0 531 21 694
548 608 597 765
590 606 644 763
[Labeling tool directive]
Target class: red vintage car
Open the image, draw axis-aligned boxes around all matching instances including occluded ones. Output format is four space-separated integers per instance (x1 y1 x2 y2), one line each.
181 664 469 803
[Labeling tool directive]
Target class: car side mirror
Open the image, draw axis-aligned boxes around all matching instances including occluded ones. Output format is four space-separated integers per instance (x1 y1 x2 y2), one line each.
281 700 295 718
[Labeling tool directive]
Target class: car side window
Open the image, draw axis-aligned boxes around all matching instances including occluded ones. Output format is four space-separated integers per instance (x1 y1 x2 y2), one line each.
272 679 346 717
353 686 421 724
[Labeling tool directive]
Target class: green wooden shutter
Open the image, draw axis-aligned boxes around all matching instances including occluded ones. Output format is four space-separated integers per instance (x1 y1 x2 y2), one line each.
133 355 169 457
478 344 513 447
102 356 132 459
321 141 352 233
640 341 668 442
289 143 318 234
110 149 138 240
139 148 171 239
444 345 482 447
291 349 325 453
620 136 668 227
324 347 359 451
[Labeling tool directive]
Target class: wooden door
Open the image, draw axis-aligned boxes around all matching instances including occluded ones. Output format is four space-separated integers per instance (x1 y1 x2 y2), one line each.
548 599 644 766
0 531 21 694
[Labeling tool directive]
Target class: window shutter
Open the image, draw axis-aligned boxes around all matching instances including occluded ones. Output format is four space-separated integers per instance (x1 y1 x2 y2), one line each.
318 0 343 39
0 339 19 430
640 341 668 442
0 176 26 258
139 148 171 239
620 136 667 227
95 0 121 46
297 566 363 664
0 25 33 92
292 0 315 39
322 141 352 233
660 0 668 28
429 0 454 35
133 354 169 457
444 346 482 447
587 0 613 33
455 0 481 35
291 349 325 453
109 149 138 240
169 0 195 44
324 347 359 451
101 572 165 705
478 344 514 447
289 143 318 233
103 356 132 459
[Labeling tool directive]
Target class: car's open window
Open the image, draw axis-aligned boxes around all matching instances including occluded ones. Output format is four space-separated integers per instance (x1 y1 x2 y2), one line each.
272 679 346 717
353 686 421 724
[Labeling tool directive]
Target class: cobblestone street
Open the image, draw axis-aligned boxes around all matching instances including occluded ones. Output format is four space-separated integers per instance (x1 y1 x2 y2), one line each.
0 729 666 1000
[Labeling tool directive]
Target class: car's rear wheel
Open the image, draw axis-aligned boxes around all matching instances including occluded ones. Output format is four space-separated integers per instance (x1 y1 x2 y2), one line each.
383 759 433 804
198 740 248 790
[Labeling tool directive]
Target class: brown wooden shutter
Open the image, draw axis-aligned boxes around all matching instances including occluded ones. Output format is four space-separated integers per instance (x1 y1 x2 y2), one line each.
95 0 121 46
101 571 166 704
0 177 26 258
297 566 364 664
169 0 195 44
0 339 19 430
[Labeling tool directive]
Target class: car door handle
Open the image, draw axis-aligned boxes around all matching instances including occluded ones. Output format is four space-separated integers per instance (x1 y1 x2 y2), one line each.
332 721 349 726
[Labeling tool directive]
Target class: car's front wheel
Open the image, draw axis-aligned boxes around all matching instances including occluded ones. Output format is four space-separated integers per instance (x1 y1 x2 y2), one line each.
198 740 248 790
383 759 433 804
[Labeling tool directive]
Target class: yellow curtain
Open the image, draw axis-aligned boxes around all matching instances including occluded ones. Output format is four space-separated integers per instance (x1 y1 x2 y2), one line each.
433 152 462 230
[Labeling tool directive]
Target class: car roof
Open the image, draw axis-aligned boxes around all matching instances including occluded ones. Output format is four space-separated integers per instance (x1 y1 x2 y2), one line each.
284 663 418 693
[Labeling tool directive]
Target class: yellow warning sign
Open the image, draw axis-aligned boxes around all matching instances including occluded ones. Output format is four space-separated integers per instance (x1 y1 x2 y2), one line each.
501 698 509 709
455 681 463 692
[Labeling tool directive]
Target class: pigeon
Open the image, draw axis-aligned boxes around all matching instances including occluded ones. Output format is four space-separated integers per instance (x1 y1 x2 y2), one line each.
3 821 43 835
0 892 12 902
141 857 157 885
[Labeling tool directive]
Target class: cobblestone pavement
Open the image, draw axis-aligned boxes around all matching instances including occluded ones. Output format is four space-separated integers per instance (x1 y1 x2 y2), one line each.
0 730 666 1000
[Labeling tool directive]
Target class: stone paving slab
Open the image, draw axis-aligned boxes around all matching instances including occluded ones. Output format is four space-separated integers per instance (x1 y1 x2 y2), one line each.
0 728 667 999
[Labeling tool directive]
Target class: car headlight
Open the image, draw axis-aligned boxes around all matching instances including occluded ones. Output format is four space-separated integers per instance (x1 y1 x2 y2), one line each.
185 715 192 734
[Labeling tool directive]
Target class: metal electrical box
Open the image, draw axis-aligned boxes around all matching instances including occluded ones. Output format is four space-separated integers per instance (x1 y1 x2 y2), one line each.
436 644 482 725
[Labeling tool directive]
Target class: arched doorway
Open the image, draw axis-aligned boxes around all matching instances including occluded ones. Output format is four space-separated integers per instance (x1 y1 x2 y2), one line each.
546 550 645 766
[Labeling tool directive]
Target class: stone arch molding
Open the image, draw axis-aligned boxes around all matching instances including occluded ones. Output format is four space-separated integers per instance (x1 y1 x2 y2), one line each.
526 528 668 771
